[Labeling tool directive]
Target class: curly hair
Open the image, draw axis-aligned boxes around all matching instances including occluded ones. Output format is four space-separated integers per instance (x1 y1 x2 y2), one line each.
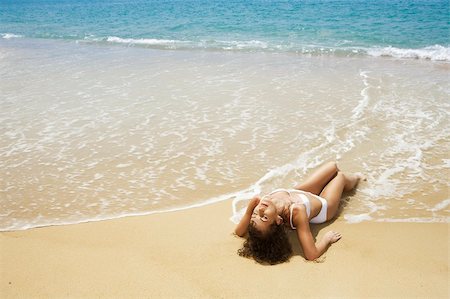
238 222 292 265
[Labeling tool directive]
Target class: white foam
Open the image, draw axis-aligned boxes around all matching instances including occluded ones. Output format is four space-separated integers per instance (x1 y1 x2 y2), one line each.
367 45 450 61
106 36 185 47
219 39 269 50
82 35 450 61
351 71 370 119
360 167 403 198
428 199 450 212
94 173 104 180
344 213 373 223
0 186 253 231
1 33 23 39
442 159 450 168
116 163 131 168
375 217 450 223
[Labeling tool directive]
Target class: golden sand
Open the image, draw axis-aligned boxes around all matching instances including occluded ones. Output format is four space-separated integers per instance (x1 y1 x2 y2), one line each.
1 200 448 298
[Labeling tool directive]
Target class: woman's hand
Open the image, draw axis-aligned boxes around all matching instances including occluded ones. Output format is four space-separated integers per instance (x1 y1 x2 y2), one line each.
235 196 261 237
323 231 342 244
246 196 260 214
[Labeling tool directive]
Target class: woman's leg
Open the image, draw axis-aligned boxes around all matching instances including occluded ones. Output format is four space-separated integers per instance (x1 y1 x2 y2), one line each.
320 172 361 220
294 161 339 195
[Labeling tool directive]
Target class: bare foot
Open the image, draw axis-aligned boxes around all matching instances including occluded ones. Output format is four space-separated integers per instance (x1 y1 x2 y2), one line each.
354 172 367 181
343 172 364 191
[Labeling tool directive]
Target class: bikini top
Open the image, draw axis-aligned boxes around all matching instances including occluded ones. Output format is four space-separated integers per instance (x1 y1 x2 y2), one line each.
263 188 312 229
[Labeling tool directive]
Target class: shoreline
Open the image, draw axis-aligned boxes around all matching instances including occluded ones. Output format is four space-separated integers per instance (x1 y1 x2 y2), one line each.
1 200 448 298
2 36 450 63
2 197 449 232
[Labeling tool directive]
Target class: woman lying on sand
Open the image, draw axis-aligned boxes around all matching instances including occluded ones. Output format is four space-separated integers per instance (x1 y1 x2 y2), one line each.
235 162 363 264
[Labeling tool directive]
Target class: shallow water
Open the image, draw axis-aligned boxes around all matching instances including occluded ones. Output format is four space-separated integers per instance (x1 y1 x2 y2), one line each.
0 38 448 230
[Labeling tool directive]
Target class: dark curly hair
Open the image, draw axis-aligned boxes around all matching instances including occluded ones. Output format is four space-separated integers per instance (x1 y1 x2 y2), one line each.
238 222 292 265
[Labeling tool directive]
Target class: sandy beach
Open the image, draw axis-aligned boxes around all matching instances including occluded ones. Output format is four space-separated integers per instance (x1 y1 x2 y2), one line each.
1 200 448 298
1 1 449 298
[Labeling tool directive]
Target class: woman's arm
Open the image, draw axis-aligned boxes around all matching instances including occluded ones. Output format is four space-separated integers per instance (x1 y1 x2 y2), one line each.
234 197 260 237
293 206 341 260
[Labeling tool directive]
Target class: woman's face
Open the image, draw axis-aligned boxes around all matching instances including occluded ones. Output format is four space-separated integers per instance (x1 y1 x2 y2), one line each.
250 199 278 233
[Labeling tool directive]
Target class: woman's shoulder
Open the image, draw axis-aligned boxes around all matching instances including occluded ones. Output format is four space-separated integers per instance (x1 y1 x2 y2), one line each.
289 204 308 225
289 203 307 219
290 203 307 214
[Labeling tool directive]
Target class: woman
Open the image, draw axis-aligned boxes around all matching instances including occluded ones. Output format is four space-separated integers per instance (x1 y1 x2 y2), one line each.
235 162 362 264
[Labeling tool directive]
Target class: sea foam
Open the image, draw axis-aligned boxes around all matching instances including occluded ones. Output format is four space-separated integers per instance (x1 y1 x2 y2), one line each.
1 33 22 39
367 45 450 61
106 36 182 47
97 36 450 61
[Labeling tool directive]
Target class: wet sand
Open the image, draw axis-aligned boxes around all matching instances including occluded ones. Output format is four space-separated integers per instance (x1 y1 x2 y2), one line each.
1 200 448 298
2 39 449 231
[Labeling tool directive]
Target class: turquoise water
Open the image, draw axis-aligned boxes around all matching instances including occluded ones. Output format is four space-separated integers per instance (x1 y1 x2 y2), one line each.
1 0 449 58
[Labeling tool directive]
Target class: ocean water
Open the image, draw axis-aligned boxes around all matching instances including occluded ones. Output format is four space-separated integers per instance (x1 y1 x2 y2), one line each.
0 0 449 231
1 0 449 59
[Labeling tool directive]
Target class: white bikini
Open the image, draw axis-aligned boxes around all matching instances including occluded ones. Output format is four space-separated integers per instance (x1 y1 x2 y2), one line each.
264 188 328 228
